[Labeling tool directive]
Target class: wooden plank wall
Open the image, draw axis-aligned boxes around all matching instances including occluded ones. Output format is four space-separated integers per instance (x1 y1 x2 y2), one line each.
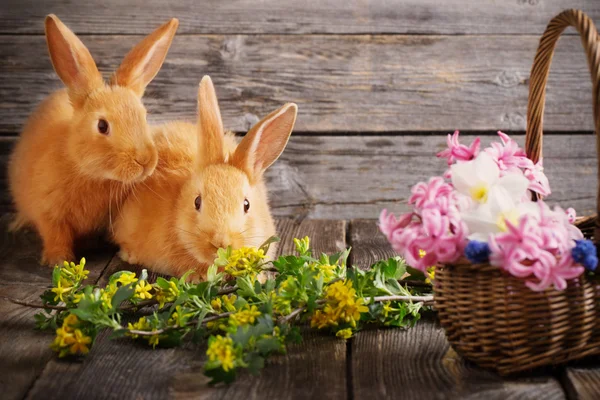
1 1 600 221
0 0 599 217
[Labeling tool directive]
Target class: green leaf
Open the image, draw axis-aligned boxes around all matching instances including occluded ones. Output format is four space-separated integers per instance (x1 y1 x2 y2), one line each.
254 279 263 295
259 236 280 253
406 266 426 281
206 264 219 283
236 277 256 298
159 329 188 347
155 277 170 290
245 353 265 376
110 329 129 339
70 308 93 321
40 290 59 306
110 286 135 313
255 337 282 355
52 266 61 287
205 366 237 385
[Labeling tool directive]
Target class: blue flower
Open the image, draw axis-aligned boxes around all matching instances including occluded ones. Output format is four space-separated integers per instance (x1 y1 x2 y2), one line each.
465 240 490 264
572 240 598 271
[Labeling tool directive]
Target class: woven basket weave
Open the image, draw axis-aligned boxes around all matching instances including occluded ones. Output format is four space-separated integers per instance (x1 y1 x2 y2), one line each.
434 9 600 376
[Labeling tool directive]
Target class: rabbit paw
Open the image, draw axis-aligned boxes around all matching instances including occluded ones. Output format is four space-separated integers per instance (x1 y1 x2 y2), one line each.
118 249 139 264
41 249 74 267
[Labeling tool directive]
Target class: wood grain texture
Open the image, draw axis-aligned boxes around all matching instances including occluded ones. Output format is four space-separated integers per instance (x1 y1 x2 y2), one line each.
0 0 597 35
0 214 114 287
1 134 597 220
351 322 566 400
0 34 596 134
0 214 114 400
28 219 349 400
0 285 58 400
348 219 396 270
563 368 600 400
347 219 567 399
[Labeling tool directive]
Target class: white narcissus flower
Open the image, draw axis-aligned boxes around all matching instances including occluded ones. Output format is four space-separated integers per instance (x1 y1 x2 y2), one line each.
461 185 539 242
451 152 529 206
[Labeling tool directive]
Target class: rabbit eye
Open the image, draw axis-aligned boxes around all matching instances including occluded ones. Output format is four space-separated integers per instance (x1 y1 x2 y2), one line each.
97 119 109 135
194 195 202 211
244 198 250 213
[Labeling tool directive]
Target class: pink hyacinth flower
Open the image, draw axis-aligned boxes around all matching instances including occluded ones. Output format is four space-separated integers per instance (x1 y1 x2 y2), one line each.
409 177 454 210
526 251 584 292
485 131 532 173
524 159 551 197
379 209 412 238
437 130 481 166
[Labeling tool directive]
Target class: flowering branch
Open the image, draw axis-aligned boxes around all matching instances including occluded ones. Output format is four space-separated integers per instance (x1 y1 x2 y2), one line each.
24 237 431 385
128 312 234 336
3 296 67 311
371 295 434 305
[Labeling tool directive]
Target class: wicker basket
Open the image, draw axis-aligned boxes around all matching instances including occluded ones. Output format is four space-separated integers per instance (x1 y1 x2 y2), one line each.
434 9 600 376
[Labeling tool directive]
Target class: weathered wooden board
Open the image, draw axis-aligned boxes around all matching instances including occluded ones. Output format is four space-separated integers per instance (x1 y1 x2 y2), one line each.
348 219 397 270
1 134 597 220
563 368 600 400
0 0 598 35
0 34 596 134
0 285 61 400
347 219 567 400
27 219 349 400
0 214 115 400
351 323 566 400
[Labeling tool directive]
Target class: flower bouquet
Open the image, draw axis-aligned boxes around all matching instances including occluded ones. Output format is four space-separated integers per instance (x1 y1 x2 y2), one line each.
378 8 600 375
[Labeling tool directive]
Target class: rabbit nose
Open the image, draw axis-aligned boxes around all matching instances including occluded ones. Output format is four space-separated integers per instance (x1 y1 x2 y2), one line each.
135 151 151 167
211 233 231 250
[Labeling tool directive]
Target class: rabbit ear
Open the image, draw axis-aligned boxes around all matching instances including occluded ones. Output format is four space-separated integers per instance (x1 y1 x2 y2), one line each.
232 103 297 180
111 18 178 97
44 15 103 99
197 76 225 166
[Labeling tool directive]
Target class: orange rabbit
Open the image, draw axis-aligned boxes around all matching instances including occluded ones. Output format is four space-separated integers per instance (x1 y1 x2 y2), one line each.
113 76 297 279
8 15 179 265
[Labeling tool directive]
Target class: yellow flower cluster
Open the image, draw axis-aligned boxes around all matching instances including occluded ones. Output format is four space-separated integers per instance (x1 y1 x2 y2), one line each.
155 281 180 308
51 313 92 357
115 271 138 286
135 281 153 300
50 258 89 303
127 316 163 348
207 335 236 372
311 280 369 330
309 262 336 282
273 278 294 315
425 267 435 284
418 250 435 284
293 236 310 255
168 305 194 327
224 247 266 278
229 305 261 326
336 328 353 340
99 283 118 311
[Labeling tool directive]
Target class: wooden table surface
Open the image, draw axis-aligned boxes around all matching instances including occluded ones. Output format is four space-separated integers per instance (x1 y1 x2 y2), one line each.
1 214 599 400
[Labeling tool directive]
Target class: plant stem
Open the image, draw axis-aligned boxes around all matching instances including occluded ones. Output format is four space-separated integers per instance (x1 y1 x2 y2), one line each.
128 311 233 336
278 293 434 325
218 285 238 295
372 295 434 305
3 296 67 311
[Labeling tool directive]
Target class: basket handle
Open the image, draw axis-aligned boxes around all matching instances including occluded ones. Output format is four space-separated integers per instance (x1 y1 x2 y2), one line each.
525 9 600 235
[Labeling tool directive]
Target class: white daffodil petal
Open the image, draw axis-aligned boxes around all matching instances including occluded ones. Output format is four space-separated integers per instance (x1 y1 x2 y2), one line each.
474 152 500 185
516 201 541 220
497 173 530 201
451 162 474 195
461 207 499 239
487 186 515 215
